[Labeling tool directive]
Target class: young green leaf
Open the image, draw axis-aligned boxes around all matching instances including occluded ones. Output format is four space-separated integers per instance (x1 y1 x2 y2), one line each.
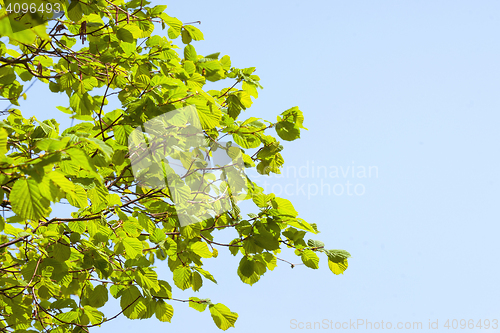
10 178 50 221
155 300 174 322
209 303 238 331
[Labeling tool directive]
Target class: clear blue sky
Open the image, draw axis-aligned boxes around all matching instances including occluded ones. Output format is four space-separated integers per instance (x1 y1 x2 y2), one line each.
4 1 500 332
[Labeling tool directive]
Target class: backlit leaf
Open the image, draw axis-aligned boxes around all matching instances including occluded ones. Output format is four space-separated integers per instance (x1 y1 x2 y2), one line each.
10 178 50 221
209 303 238 331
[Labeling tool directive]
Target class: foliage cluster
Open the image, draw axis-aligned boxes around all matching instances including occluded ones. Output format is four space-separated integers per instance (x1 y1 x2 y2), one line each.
0 1 350 331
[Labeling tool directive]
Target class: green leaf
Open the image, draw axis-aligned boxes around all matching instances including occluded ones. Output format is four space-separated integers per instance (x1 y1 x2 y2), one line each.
181 29 192 44
197 104 221 129
83 306 104 325
67 148 94 172
48 171 76 192
66 184 88 208
122 238 143 259
238 257 254 278
114 125 133 146
151 280 172 299
70 92 94 115
325 249 352 262
193 266 217 284
275 108 306 137
52 242 71 262
36 138 68 151
120 286 143 319
150 5 167 16
275 121 300 141
261 252 277 271
84 138 113 161
121 42 136 56
236 260 265 285
149 228 166 244
300 249 319 269
163 237 178 256
155 300 174 322
184 44 197 62
173 266 192 290
190 242 212 258
187 73 206 90
242 82 258 98
184 25 204 41
66 1 83 21
50 298 78 310
88 284 108 308
220 55 231 70
138 213 155 234
271 197 298 217
123 220 142 238
307 239 324 248
191 271 203 291
134 268 160 292
189 297 208 312
117 27 135 43
209 303 238 331
232 132 261 149
161 13 182 38
56 310 79 324
252 193 272 208
328 258 348 275
87 183 108 211
287 218 318 234
68 220 86 233
10 178 50 221
0 128 7 156
142 298 157 319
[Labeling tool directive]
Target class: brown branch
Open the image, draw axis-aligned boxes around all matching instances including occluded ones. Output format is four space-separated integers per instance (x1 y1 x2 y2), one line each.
159 93 196 106
0 235 30 250
276 257 303 268
217 79 241 99
105 164 129 189
94 114 123 140
87 295 140 327
200 234 241 247
97 66 118 140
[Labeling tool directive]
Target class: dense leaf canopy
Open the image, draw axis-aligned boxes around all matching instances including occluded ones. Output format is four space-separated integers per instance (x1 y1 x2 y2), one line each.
0 1 350 331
